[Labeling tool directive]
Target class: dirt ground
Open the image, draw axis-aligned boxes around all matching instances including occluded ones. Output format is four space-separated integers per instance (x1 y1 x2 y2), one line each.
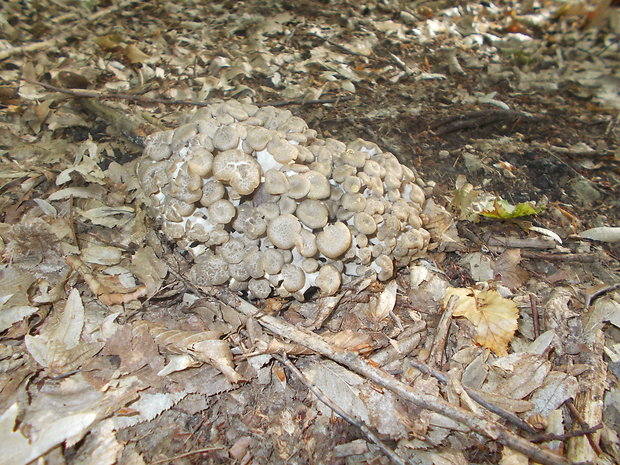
0 1 619 465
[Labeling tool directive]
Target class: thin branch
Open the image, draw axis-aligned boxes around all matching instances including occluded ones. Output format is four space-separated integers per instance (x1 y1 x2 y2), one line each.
565 400 604 455
20 78 354 108
429 296 456 368
267 95 354 107
213 289 567 465
531 425 602 444
583 282 620 309
275 354 408 465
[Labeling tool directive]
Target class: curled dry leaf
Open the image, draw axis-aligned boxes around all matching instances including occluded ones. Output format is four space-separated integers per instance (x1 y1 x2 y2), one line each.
134 321 243 383
443 287 519 356
66 255 147 306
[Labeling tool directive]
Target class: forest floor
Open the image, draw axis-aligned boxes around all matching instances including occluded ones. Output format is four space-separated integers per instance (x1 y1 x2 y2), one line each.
0 1 619 465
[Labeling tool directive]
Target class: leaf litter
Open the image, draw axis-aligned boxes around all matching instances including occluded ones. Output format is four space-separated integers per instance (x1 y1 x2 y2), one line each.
0 1 619 464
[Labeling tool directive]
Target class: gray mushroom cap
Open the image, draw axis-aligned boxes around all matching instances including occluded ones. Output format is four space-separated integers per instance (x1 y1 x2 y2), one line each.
316 222 352 259
315 264 342 296
213 149 261 195
191 253 230 287
267 214 301 250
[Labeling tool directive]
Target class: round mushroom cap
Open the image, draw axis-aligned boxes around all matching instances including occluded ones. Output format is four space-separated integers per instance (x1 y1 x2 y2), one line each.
315 264 342 296
164 197 195 222
171 123 197 151
219 238 246 264
343 175 362 194
244 250 264 279
353 212 377 235
267 214 301 249
287 174 311 199
306 171 331 199
257 202 280 221
200 180 226 207
261 249 285 275
208 199 236 224
248 278 272 299
295 199 328 229
213 149 261 195
213 125 241 151
191 253 230 286
341 193 367 212
408 182 425 206
267 136 298 164
295 228 318 257
316 222 352 259
372 254 394 281
278 196 297 215
301 258 319 273
144 131 173 161
281 264 305 293
264 169 289 195
187 148 214 178
246 127 272 151
342 149 368 168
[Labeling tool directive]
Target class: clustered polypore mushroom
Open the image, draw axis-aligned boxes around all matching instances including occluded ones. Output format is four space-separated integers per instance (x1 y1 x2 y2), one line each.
137 101 431 300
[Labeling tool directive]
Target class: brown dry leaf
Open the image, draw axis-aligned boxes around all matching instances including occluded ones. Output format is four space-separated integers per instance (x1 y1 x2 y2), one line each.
0 402 97 465
492 249 529 290
443 288 519 356
25 289 104 375
371 280 397 321
130 246 168 298
95 34 123 51
135 321 243 383
123 44 150 64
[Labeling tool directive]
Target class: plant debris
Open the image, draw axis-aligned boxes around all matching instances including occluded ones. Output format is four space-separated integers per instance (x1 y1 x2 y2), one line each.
1 1 619 465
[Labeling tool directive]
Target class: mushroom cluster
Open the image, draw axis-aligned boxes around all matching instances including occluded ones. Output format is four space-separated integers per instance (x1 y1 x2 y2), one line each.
137 101 430 300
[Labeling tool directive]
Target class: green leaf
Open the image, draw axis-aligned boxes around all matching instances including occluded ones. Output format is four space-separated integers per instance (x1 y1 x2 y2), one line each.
480 198 545 219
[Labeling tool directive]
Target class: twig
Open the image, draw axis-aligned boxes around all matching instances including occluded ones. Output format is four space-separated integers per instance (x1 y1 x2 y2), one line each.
429 296 456 368
21 78 353 108
150 446 223 465
430 110 535 135
531 425 603 444
520 251 597 263
488 236 557 250
529 293 540 339
565 400 604 456
275 354 408 465
21 79 214 106
0 39 60 61
213 289 567 465
369 320 426 367
267 95 354 107
582 282 620 309
401 358 538 436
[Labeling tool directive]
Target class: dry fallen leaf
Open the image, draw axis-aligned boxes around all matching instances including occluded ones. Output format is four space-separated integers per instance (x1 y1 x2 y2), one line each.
443 287 519 356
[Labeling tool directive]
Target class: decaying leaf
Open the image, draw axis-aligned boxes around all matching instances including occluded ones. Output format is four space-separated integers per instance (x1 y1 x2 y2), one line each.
134 321 243 383
371 280 398 321
480 197 545 219
0 402 97 465
492 249 529 290
579 226 620 243
443 288 519 356
25 289 103 374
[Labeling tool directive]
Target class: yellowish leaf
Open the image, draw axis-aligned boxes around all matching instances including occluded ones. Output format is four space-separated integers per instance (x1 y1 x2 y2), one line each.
443 288 519 356
124 44 150 64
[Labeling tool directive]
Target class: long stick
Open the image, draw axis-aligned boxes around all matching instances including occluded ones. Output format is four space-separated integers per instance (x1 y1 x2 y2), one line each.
215 289 567 465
